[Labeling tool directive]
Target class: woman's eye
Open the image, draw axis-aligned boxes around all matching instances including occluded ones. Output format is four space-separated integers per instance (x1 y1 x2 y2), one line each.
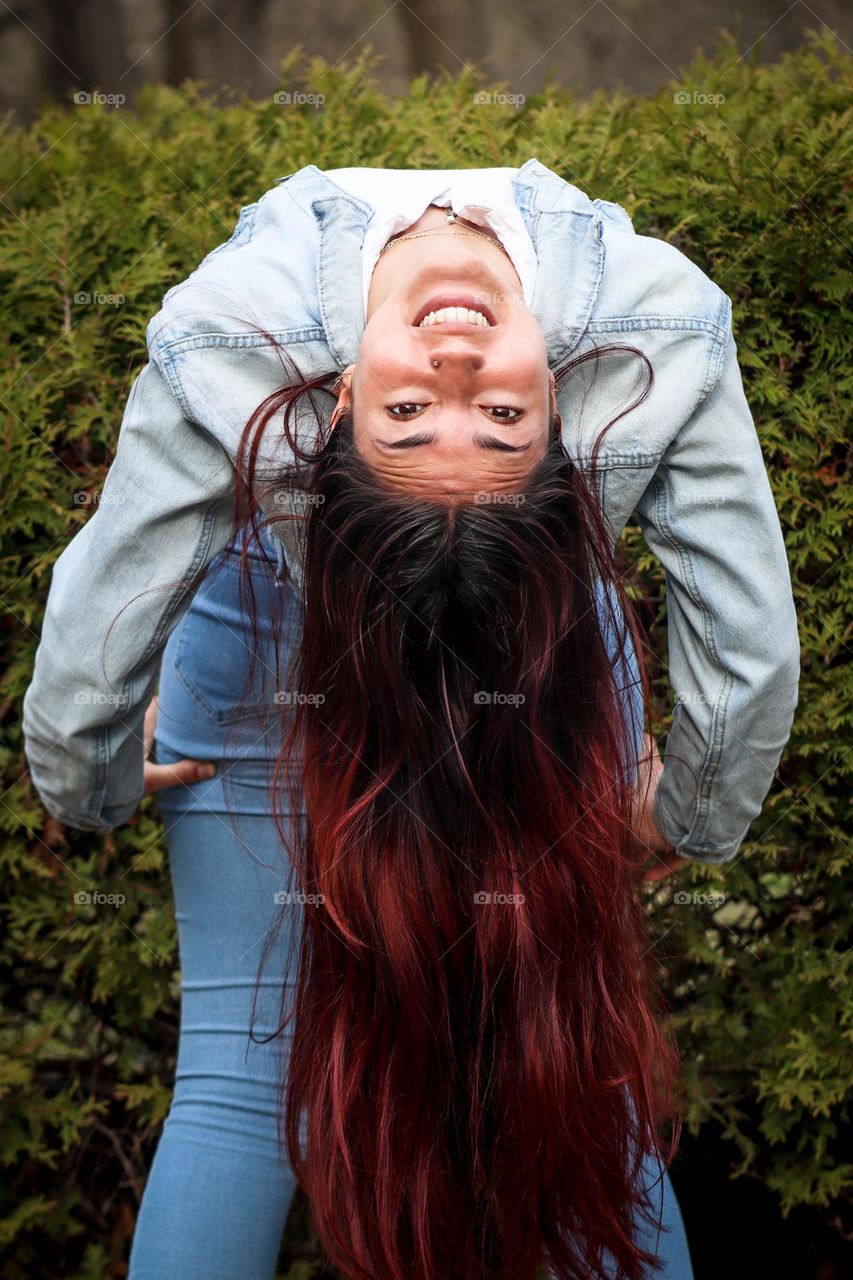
384 404 517 419
387 403 426 419
483 406 523 421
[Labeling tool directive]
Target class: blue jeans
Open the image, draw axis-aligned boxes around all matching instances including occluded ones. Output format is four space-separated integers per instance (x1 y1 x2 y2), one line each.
127 529 694 1280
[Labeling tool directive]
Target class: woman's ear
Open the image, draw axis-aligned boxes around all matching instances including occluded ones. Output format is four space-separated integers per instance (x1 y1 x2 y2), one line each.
330 364 355 429
548 368 561 428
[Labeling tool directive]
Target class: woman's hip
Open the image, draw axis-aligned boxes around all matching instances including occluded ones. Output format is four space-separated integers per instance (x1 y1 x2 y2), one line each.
153 524 305 811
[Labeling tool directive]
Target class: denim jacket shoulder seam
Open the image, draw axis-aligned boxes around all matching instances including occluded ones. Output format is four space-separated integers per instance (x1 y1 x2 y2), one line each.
586 313 728 340
698 290 732 404
156 327 328 359
197 201 260 268
305 166 376 217
150 346 193 420
577 453 661 470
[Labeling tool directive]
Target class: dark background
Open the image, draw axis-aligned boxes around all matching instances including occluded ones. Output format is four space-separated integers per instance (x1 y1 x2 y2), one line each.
1 0 851 118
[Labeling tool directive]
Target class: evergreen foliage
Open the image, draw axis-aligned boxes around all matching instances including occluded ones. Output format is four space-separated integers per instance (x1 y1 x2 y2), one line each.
0 31 850 1276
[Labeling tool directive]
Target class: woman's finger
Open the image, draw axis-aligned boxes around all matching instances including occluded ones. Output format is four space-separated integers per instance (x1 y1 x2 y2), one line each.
143 758 217 797
143 694 159 758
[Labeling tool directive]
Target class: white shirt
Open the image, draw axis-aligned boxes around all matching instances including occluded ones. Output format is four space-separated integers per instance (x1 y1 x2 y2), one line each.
325 166 538 320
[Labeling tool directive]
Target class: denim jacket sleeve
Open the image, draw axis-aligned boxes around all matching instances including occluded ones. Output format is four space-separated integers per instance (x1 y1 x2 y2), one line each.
633 307 800 864
22 353 240 832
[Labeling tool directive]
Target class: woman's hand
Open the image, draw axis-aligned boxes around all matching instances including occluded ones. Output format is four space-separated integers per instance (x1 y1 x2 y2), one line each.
142 695 217 797
630 733 689 881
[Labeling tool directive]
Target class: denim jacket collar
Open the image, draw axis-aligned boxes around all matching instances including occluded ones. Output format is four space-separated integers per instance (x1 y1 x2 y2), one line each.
297 158 604 372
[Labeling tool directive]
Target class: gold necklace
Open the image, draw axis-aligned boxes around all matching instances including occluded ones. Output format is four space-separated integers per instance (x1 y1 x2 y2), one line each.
377 208 510 261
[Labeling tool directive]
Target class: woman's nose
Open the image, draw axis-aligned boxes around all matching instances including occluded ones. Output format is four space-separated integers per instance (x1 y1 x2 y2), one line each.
425 341 485 372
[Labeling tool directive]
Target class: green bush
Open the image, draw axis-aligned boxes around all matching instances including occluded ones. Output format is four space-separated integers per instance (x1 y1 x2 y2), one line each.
1 29 850 1278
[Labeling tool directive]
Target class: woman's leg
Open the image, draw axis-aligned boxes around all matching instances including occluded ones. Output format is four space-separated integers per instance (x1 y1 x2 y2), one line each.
127 802 304 1280
629 1148 695 1279
595 583 695 1280
129 530 306 1279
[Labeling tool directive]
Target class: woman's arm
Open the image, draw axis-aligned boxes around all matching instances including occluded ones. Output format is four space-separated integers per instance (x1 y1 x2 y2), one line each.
634 304 800 865
22 354 238 831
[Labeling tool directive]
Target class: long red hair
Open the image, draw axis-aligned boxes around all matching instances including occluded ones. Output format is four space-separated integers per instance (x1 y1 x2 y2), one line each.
214 336 681 1279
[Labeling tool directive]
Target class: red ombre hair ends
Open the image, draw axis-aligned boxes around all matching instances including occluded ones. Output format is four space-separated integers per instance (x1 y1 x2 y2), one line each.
223 338 682 1280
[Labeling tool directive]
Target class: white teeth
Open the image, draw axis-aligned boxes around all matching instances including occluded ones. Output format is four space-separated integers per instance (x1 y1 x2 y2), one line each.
419 306 490 327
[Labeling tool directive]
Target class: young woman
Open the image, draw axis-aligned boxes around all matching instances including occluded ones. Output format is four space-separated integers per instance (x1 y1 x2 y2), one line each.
22 159 800 1280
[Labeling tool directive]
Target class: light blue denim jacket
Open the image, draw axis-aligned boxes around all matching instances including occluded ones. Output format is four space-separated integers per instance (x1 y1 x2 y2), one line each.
22 157 800 862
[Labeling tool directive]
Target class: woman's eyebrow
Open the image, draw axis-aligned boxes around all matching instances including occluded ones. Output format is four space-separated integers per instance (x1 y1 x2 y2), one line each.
371 431 533 452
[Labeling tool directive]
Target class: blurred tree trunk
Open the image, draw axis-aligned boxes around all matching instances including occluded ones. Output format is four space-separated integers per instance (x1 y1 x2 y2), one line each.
196 0 274 98
397 0 489 78
165 0 198 86
34 0 132 103
0 4 32 37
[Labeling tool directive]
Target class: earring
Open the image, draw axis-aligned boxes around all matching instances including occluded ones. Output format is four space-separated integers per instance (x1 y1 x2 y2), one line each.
432 358 441 368
330 364 355 429
549 370 561 432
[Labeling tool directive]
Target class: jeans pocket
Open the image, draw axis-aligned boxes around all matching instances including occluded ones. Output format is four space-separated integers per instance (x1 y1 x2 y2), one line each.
172 557 302 726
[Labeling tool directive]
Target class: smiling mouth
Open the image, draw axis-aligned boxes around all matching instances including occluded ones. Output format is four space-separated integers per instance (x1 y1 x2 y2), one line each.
412 295 497 327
